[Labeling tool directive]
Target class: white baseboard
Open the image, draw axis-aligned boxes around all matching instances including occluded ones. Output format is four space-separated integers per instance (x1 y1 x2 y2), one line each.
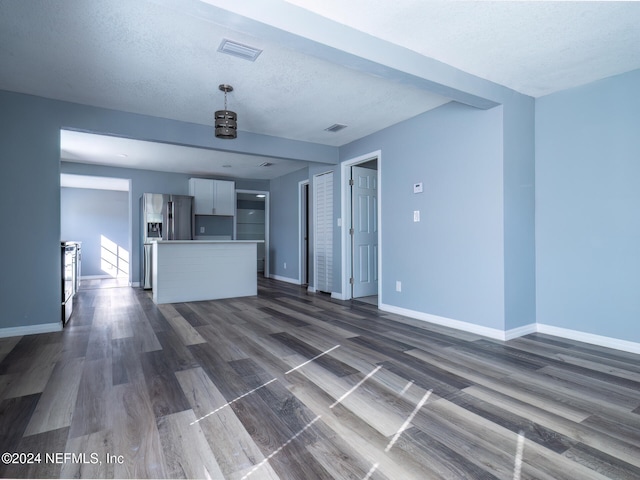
331 291 348 300
537 323 640 354
378 303 640 353
0 322 62 339
81 275 137 287
270 274 301 285
307 286 316 293
505 323 538 341
379 303 508 340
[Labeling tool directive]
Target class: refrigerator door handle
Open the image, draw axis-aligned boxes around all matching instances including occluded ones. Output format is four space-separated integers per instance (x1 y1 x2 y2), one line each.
172 201 176 240
143 243 153 289
167 201 175 240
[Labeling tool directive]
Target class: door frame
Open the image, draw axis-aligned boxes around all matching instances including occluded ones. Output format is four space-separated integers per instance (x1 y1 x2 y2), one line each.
298 179 310 286
235 189 270 278
340 150 382 302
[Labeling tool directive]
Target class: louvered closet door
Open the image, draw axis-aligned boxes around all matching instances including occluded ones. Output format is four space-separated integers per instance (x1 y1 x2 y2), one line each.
314 171 333 293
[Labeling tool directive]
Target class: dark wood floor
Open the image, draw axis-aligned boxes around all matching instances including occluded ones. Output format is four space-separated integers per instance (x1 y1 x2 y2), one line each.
1 278 639 479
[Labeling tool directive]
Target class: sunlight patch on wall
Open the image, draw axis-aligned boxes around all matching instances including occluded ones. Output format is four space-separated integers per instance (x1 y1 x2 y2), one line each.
101 235 129 278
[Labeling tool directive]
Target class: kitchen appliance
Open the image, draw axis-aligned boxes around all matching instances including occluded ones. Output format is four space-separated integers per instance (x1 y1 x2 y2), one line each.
141 193 194 289
74 241 82 294
61 241 78 325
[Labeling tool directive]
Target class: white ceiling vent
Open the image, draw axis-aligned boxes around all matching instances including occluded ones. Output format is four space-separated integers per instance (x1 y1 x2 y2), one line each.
325 123 347 132
218 39 262 62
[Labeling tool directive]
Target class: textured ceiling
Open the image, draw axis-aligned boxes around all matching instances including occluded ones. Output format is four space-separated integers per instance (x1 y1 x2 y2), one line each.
1 0 639 180
284 0 640 97
0 0 449 148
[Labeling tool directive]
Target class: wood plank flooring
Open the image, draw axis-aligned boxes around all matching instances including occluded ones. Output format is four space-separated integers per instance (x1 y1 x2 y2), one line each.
0 278 639 479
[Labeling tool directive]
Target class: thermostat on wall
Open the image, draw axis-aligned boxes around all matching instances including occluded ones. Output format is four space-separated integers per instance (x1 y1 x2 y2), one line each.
413 182 423 194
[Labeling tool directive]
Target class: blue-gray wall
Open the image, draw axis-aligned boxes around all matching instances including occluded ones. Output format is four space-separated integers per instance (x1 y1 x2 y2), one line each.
263 89 535 338
0 89 335 330
61 187 129 277
502 94 536 331
536 69 640 343
1 92 60 330
341 102 506 330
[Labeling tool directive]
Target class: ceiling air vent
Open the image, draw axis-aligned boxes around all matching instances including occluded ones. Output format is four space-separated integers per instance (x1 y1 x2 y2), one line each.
325 123 347 133
218 39 262 62
258 162 273 167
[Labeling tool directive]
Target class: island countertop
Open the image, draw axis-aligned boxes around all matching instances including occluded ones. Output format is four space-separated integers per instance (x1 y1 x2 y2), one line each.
151 240 260 304
154 240 264 244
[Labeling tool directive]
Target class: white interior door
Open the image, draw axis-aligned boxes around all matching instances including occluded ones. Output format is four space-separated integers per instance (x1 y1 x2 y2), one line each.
351 165 378 298
314 172 333 293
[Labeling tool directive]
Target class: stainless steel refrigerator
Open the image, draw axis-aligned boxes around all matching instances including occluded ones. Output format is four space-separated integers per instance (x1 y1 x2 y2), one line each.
141 193 194 289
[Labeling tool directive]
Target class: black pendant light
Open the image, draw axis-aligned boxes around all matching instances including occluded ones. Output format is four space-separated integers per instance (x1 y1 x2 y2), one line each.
215 84 237 139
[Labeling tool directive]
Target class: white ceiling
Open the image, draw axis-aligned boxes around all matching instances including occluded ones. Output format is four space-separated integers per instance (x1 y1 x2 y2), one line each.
60 130 313 180
2 0 639 181
283 0 640 98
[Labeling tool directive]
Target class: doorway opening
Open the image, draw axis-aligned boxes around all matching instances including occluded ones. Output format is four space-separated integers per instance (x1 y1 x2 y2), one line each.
60 172 132 288
341 151 381 304
235 190 269 277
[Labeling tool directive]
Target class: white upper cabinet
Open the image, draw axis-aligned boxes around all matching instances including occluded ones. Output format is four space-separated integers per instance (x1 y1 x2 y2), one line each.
213 180 235 215
189 178 235 216
190 178 214 215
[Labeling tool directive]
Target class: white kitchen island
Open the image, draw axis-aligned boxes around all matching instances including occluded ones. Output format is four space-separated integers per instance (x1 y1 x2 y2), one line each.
152 240 263 304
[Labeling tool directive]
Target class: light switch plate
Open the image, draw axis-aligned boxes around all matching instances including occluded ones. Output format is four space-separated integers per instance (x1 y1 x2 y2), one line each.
413 182 423 194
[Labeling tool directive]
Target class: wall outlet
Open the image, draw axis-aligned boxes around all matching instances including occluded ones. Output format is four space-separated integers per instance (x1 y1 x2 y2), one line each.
413 210 420 222
396 281 402 292
284 262 287 269
413 182 423 194
200 226 205 233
